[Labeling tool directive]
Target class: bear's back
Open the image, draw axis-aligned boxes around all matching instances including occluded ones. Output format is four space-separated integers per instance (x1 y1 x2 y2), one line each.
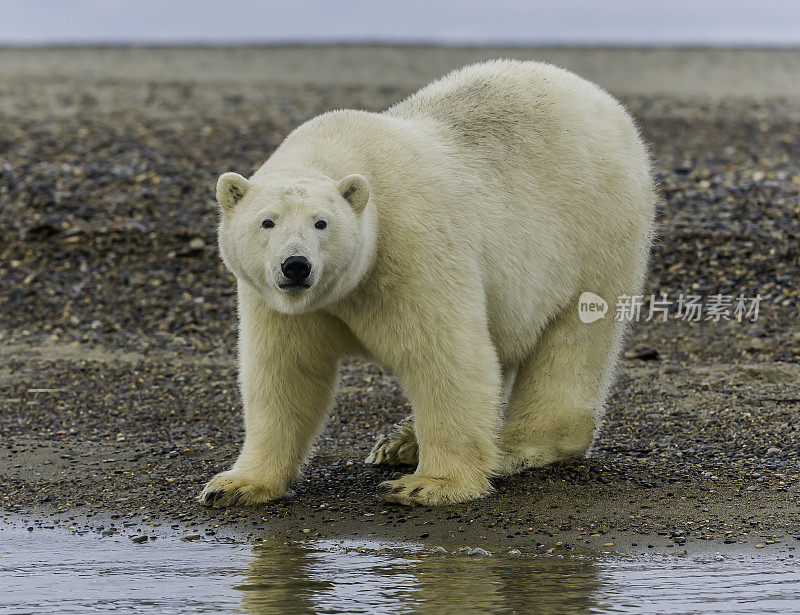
385 59 631 156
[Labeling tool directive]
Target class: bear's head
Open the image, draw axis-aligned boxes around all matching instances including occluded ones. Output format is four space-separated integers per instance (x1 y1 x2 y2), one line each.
215 171 375 314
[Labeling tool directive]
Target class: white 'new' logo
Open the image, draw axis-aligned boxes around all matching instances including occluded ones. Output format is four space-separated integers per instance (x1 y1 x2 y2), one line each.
578 292 608 324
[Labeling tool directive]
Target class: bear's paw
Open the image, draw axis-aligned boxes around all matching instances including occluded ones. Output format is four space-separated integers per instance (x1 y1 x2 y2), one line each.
198 470 287 507
365 420 418 467
380 473 492 506
497 441 592 476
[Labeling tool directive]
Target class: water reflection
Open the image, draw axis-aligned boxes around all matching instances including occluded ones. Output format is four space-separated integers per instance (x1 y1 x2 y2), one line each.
240 540 418 614
410 550 599 615
2 519 799 615
238 539 600 614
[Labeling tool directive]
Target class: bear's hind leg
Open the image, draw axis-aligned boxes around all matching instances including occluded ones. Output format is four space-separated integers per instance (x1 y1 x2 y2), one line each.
498 299 625 475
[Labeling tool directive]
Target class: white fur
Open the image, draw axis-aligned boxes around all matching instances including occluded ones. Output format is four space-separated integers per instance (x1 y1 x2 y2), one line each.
199 60 655 507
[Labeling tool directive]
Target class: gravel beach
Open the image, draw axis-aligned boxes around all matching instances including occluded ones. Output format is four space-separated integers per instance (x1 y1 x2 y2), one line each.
1 46 799 553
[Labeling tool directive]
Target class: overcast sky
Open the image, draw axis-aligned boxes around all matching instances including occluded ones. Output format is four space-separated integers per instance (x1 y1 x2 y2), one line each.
1 0 798 46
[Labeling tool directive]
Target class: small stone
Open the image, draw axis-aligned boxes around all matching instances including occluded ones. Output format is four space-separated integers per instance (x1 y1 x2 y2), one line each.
626 347 660 361
189 238 205 250
181 534 202 542
508 549 522 556
431 546 447 555
470 547 491 557
130 535 148 544
755 544 765 549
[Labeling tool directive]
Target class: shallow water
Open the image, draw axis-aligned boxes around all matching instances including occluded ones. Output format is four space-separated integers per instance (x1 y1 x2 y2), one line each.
1 523 799 614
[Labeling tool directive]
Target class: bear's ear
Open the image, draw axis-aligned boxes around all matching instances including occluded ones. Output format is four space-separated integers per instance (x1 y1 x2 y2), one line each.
216 172 252 213
337 174 370 213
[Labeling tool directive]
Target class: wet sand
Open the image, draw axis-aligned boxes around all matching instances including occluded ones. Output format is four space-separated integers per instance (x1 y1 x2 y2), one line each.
1 46 799 554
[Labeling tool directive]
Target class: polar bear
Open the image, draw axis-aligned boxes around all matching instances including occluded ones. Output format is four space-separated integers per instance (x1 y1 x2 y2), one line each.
199 60 654 507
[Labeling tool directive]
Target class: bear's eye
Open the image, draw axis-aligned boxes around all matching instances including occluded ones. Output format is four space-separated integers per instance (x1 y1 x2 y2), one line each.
261 219 274 229
314 220 327 230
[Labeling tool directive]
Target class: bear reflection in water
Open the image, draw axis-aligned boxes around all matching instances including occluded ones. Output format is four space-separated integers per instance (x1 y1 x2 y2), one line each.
236 539 600 615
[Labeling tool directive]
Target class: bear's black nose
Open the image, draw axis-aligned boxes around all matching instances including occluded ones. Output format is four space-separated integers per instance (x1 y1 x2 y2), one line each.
281 255 311 281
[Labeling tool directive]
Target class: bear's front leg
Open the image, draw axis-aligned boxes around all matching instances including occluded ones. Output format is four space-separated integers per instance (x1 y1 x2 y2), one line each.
199 285 347 507
379 315 502 506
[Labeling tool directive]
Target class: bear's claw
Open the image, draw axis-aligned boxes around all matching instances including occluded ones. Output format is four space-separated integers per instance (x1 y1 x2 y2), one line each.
202 490 224 504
